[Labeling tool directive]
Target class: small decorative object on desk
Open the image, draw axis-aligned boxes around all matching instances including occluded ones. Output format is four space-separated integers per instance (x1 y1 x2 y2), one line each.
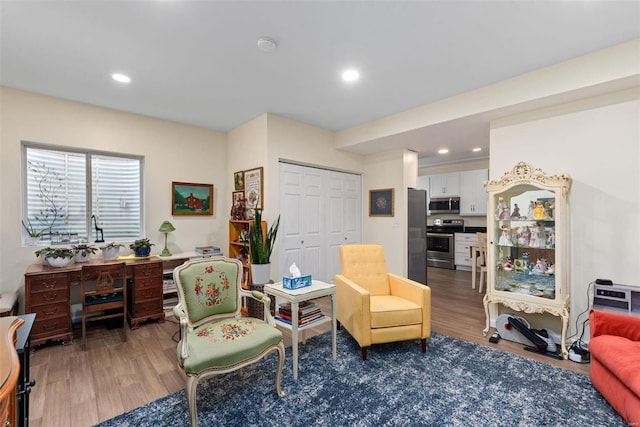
195 245 221 255
283 262 312 290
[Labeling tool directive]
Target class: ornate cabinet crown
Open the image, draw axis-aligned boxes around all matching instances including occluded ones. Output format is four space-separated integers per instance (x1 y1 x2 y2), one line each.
483 162 572 358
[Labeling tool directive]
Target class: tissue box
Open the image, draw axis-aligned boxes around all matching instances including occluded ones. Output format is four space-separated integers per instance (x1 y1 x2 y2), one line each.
283 275 312 290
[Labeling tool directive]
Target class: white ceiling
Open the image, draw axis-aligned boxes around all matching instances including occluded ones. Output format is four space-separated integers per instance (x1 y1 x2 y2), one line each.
2 1 639 165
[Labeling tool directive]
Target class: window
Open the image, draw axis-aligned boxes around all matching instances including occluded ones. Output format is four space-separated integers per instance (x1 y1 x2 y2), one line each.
22 143 143 245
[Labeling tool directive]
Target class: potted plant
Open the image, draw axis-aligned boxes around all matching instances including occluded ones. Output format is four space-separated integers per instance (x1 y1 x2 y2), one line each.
100 242 123 261
248 209 280 284
44 247 75 268
35 247 55 265
22 219 44 245
130 238 154 257
72 244 98 262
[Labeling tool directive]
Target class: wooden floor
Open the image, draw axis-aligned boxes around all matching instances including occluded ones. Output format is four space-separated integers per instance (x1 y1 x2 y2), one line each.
28 267 589 427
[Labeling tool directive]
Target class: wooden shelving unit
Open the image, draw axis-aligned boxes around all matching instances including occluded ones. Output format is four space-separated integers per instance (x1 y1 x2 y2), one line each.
229 220 265 289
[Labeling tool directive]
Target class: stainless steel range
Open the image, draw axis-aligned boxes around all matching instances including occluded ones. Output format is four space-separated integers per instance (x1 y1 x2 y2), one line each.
427 219 464 269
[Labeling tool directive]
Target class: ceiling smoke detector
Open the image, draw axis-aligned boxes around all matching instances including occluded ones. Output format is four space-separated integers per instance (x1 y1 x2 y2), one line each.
257 37 276 53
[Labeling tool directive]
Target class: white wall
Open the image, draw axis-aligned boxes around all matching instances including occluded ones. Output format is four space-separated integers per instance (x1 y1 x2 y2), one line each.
362 149 409 275
490 89 640 337
0 87 227 302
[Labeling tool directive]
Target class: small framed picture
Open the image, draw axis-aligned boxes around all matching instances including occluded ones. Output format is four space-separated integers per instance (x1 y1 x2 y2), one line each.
232 191 244 204
243 167 263 210
172 182 214 216
234 171 244 191
369 188 394 217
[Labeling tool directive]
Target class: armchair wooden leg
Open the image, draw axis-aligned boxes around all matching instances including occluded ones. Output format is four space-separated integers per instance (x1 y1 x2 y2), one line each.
361 346 368 360
421 338 427 353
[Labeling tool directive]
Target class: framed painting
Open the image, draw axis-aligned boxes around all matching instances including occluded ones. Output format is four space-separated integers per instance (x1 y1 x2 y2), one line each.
243 167 263 210
172 182 214 216
232 190 244 205
234 171 244 191
369 188 394 217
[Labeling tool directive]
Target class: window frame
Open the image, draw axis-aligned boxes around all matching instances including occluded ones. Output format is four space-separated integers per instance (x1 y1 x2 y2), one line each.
21 141 145 246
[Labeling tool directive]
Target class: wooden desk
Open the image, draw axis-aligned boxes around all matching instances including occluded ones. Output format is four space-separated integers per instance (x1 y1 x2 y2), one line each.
24 257 164 347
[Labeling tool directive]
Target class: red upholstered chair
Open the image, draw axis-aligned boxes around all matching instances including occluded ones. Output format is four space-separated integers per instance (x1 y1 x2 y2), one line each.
589 309 640 424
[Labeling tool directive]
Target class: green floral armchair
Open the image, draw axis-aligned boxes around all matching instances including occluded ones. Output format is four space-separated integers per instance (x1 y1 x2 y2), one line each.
173 257 285 427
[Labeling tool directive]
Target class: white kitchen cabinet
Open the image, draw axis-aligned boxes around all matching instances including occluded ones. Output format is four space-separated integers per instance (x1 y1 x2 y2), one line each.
454 232 479 270
484 162 571 358
429 172 460 197
460 169 488 216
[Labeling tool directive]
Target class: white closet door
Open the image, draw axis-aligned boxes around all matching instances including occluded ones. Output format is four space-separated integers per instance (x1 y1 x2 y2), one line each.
280 164 324 281
326 170 362 282
279 163 361 283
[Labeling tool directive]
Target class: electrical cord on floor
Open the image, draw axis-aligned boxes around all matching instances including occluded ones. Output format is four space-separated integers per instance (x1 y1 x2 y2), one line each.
567 280 594 343
165 315 181 343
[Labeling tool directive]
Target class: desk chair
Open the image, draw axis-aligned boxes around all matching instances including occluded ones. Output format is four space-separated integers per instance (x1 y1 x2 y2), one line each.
80 262 127 350
476 233 488 293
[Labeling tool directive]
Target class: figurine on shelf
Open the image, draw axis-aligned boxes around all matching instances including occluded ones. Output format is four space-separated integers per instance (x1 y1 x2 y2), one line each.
546 199 555 219
532 200 546 219
546 228 556 248
498 225 512 246
497 197 510 220
510 203 521 219
521 226 531 247
532 258 548 275
529 223 540 248
527 201 535 219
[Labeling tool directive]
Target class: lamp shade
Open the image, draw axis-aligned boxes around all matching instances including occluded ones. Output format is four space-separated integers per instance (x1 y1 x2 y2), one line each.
159 221 176 233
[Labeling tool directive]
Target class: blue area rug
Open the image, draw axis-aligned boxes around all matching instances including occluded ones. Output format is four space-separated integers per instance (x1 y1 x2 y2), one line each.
96 330 621 426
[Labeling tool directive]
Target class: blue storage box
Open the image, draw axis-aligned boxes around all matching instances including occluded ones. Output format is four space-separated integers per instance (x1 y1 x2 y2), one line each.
283 274 312 290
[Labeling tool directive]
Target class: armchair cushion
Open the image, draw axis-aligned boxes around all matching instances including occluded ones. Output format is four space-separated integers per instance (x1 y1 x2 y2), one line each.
182 317 283 374
370 296 422 328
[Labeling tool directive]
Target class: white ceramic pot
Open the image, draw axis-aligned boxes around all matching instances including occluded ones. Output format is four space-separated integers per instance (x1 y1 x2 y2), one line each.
250 263 271 285
75 253 91 263
46 256 73 268
102 247 120 261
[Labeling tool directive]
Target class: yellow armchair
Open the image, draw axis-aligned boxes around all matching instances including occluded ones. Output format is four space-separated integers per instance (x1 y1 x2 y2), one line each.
334 244 431 360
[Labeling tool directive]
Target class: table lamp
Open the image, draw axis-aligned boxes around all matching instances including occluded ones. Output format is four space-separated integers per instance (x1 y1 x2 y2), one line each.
159 221 176 256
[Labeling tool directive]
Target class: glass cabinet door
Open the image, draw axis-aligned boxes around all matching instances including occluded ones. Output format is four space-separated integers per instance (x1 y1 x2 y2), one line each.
493 186 557 301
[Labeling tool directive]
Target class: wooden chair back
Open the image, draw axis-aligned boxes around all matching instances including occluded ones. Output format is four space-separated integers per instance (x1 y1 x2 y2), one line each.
80 262 127 349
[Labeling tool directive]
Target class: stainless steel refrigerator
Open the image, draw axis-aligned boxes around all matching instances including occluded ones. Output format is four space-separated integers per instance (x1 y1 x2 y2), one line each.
408 188 427 284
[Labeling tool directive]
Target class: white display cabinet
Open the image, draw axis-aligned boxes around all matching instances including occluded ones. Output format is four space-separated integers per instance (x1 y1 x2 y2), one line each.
483 162 572 358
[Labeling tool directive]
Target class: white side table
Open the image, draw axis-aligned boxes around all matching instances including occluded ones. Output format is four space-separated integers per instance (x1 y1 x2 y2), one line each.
263 280 336 380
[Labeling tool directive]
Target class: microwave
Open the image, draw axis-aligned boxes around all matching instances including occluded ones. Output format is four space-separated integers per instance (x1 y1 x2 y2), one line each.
428 197 460 214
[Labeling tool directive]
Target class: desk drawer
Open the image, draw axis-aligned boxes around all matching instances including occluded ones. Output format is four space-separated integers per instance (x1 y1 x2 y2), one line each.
133 263 162 279
29 274 69 292
132 299 162 316
134 286 162 302
32 301 70 319
32 316 70 337
30 289 69 306
135 276 161 290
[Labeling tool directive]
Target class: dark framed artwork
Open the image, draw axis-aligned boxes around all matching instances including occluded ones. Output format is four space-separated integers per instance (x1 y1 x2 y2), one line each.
234 171 244 191
232 190 244 205
243 167 263 210
369 188 394 217
172 182 214 216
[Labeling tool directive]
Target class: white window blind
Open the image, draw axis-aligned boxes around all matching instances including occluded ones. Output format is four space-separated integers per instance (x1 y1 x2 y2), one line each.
23 144 143 244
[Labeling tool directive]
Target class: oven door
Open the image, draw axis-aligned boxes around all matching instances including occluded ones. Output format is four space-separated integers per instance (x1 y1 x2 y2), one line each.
426 232 455 269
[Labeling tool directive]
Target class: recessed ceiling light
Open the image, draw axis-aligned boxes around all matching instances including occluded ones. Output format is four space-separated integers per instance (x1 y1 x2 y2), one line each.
112 73 131 83
472 147 482 152
342 69 359 82
438 148 449 155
